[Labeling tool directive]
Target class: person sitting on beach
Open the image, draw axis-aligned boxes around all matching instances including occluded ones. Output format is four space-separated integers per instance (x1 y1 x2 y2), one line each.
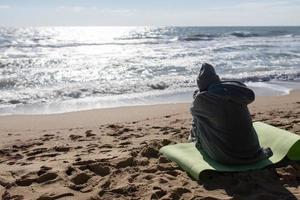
190 63 273 164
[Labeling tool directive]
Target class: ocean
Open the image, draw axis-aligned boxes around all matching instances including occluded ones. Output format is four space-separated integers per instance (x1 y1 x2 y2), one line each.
0 26 300 115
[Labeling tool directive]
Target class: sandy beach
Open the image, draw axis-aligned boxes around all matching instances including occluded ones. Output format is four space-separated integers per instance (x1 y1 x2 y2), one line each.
0 91 299 200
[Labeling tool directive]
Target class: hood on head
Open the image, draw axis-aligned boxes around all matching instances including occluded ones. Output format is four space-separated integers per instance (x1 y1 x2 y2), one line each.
197 63 221 92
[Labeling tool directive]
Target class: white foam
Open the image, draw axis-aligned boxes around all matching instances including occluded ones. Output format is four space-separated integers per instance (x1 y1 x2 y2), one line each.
246 81 291 96
1 80 299 115
0 88 194 115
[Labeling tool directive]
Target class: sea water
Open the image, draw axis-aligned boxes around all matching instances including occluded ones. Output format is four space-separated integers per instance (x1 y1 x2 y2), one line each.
0 26 300 115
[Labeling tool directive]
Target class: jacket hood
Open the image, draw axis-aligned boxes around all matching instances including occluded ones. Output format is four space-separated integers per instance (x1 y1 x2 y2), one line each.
208 81 255 105
197 63 221 92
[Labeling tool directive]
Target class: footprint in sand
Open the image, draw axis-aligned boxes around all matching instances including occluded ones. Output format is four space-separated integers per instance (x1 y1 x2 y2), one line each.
106 184 138 198
66 159 113 192
99 144 113 149
36 172 58 184
107 124 123 130
68 172 93 191
118 141 132 146
41 134 55 141
15 167 59 186
150 187 167 199
26 148 48 157
53 146 71 153
87 163 111 176
143 166 158 173
37 166 52 175
87 143 99 148
158 156 171 164
70 172 92 185
113 156 134 168
135 157 149 166
0 172 15 188
168 187 192 200
65 166 77 176
2 191 24 200
69 171 107 193
69 134 83 141
74 161 111 176
37 192 74 200
165 169 182 177
141 146 159 158
108 127 134 137
85 130 96 137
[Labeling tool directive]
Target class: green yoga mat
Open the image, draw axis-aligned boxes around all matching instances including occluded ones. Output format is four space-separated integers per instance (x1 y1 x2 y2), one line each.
159 122 300 180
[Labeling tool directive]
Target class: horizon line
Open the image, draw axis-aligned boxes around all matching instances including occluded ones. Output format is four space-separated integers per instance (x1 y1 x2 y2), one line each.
1 25 300 28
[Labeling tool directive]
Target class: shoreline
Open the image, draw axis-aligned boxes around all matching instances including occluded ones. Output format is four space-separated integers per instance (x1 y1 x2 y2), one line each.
1 80 300 116
0 89 299 131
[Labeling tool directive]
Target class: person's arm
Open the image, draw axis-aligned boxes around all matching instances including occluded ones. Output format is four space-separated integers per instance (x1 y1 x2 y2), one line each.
188 116 197 142
193 89 199 99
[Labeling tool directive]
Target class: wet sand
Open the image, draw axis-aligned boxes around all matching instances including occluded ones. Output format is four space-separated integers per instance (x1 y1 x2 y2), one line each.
0 91 299 200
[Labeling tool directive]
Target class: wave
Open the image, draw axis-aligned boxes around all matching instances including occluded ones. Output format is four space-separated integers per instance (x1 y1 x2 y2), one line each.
0 41 167 49
228 31 295 38
178 36 214 41
0 31 297 49
115 36 163 40
148 82 169 90
222 72 300 82
1 71 299 108
213 45 300 57
0 78 17 89
176 31 295 42
116 30 297 42
229 31 260 37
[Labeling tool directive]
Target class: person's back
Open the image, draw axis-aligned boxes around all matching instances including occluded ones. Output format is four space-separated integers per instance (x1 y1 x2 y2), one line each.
190 63 272 164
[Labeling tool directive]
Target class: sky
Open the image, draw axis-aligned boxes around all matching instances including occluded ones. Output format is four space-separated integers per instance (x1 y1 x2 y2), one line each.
0 0 300 26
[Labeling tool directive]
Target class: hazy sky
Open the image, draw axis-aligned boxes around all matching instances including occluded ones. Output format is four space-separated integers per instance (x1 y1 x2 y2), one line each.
0 0 300 26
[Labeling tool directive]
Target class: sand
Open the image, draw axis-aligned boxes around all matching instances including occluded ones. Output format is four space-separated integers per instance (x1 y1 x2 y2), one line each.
0 91 299 200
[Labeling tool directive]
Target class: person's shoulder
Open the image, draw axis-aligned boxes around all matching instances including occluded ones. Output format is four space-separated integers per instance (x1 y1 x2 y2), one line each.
195 90 208 97
220 80 247 87
209 81 252 92
193 90 212 103
208 81 255 104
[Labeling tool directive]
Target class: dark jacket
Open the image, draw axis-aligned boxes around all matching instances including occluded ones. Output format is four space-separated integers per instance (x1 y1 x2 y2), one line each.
191 81 272 164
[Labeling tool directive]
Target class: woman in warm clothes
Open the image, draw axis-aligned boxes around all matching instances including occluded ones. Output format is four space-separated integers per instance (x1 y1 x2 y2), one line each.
190 63 272 164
